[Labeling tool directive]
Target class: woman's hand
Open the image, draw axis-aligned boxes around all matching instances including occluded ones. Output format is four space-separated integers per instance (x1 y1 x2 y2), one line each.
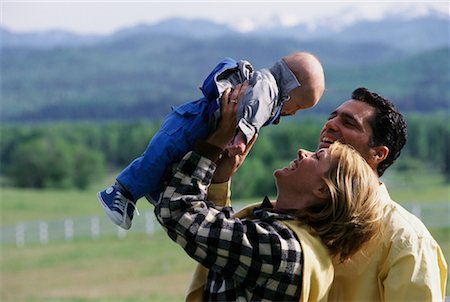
206 81 254 183
206 82 248 149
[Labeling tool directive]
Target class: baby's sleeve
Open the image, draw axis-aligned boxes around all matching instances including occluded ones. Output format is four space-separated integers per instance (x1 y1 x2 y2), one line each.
237 75 278 143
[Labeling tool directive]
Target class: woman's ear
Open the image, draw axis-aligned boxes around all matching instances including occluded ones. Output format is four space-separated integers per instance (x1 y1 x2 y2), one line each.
313 184 329 200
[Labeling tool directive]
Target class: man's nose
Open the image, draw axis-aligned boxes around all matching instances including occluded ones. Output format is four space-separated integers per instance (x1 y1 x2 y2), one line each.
324 117 338 132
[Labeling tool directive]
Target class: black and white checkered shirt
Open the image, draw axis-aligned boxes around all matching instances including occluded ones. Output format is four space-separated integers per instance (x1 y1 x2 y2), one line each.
155 150 303 301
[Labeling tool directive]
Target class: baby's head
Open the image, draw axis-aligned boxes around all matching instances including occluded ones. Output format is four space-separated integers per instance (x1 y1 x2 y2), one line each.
281 52 325 116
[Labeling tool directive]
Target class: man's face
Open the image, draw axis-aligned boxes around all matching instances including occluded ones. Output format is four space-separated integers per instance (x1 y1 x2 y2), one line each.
318 99 378 170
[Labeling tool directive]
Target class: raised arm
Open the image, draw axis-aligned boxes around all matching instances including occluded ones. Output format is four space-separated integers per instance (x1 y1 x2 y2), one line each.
208 82 256 207
154 85 288 284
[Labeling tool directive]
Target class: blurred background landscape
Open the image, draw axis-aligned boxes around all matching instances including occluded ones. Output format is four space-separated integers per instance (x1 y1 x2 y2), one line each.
2 10 449 121
1 2 449 301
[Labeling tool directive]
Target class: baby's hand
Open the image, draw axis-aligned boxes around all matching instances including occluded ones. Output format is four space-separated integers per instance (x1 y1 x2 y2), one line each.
212 134 257 183
226 131 247 156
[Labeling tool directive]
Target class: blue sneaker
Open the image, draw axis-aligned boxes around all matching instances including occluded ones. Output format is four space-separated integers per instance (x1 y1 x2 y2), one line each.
97 183 138 230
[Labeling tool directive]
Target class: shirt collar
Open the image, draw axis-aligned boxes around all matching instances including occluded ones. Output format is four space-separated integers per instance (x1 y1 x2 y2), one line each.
269 59 301 105
252 196 293 221
378 182 393 208
260 196 274 209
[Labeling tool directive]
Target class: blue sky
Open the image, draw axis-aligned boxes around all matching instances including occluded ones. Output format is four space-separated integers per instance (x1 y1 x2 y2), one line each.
1 1 449 34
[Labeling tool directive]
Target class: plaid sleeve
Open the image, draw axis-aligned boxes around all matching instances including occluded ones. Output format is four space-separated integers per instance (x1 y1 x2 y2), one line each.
155 151 299 287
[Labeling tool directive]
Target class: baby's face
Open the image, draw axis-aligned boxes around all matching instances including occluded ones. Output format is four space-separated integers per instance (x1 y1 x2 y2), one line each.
280 86 316 116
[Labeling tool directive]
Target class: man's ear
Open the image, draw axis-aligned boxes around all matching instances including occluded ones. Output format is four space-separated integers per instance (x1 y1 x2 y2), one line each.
371 146 389 164
313 184 329 200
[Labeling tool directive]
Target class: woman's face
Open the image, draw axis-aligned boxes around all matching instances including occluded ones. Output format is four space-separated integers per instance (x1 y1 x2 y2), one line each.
274 148 331 211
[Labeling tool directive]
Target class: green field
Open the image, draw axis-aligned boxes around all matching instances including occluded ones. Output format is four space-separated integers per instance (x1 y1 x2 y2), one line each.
1 170 449 301
2 232 197 302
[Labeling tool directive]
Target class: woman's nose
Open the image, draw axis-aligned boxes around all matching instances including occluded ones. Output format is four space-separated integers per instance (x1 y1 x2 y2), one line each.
297 149 309 159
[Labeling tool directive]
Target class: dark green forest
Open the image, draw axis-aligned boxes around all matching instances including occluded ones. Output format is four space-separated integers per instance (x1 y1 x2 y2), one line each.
1 114 448 198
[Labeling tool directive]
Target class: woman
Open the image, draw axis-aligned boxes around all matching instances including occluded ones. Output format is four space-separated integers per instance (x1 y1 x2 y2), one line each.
154 86 383 301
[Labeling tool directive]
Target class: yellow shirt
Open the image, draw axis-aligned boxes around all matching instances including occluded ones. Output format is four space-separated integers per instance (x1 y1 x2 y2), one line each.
205 182 448 302
283 220 334 302
329 183 447 302
186 182 334 302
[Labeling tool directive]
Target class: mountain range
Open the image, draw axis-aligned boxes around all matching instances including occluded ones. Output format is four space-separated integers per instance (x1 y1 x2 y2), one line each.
2 12 448 52
1 12 449 122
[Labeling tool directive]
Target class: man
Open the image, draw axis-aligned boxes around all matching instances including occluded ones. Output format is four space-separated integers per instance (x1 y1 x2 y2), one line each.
200 87 447 301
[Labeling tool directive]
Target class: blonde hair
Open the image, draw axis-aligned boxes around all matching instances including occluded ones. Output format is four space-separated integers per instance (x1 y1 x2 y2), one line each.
294 142 383 262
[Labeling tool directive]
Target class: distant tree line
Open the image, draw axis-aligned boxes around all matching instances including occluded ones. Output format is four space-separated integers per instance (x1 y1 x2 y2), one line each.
1 114 448 198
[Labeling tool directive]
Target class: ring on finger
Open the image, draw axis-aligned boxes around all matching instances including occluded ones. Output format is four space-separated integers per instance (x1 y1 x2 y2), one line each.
229 99 238 104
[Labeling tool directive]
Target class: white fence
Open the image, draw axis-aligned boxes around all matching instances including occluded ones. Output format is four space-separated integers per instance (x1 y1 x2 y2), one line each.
1 202 449 247
1 211 160 247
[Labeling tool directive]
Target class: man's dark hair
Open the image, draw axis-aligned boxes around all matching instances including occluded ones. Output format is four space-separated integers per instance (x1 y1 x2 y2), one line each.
351 87 407 176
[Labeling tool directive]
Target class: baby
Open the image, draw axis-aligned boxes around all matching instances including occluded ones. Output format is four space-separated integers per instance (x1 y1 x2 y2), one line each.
97 51 325 230
224 52 325 156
